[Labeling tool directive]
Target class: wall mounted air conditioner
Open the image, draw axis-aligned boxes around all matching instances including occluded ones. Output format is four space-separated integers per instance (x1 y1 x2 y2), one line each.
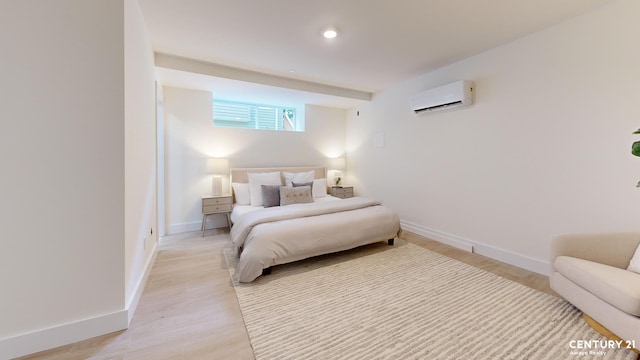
411 80 474 114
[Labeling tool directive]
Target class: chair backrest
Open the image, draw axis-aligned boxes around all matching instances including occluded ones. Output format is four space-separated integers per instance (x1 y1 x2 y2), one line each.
550 232 640 274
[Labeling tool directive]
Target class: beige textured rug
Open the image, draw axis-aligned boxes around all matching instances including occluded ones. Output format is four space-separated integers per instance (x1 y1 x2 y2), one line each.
225 240 636 360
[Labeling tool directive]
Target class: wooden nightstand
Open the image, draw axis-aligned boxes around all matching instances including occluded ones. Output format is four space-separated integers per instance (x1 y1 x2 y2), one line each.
330 186 353 199
201 194 232 236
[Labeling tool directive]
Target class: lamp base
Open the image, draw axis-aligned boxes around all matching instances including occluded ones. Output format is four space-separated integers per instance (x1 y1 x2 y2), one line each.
212 176 222 196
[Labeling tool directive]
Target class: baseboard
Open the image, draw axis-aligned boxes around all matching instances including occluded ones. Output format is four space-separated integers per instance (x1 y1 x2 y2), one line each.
167 221 199 234
0 310 128 360
473 243 549 276
167 214 228 235
2 240 160 359
126 240 158 325
400 220 549 276
401 220 474 252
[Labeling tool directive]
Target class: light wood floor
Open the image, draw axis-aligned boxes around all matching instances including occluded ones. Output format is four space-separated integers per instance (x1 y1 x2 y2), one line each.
17 230 554 360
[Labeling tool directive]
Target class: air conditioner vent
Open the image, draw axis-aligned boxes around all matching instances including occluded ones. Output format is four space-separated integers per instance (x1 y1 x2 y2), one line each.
411 81 474 114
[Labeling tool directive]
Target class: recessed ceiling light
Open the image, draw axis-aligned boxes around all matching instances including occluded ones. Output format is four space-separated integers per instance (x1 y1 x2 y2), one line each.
322 28 337 39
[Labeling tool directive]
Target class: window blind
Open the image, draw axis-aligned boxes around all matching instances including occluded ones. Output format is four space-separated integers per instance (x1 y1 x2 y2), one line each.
213 100 293 131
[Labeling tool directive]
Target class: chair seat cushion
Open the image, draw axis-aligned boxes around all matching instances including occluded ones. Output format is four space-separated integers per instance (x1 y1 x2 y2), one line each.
555 256 640 316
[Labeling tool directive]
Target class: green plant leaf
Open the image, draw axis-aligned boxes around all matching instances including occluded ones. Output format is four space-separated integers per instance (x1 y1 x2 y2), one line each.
637 180 640 188
633 141 640 157
633 129 640 134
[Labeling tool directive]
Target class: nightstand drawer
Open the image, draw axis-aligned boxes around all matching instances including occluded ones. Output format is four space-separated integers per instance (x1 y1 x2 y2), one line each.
331 187 353 199
203 203 232 214
203 197 232 206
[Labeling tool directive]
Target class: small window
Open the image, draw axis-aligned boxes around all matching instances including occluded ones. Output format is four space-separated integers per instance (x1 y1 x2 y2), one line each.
213 99 298 131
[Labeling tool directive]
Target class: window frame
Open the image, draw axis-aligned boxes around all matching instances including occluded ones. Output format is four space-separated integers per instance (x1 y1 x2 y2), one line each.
212 99 298 132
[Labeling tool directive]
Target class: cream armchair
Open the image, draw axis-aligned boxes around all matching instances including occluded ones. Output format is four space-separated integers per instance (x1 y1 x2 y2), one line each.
550 232 640 348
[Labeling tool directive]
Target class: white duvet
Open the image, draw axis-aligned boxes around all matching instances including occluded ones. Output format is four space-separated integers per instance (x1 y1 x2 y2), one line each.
230 197 401 282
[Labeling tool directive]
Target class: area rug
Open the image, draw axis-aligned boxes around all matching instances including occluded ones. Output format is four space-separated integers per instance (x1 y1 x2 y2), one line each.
224 240 636 360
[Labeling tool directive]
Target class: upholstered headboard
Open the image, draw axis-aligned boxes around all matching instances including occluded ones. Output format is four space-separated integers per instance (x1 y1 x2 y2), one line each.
229 166 327 203
230 166 326 184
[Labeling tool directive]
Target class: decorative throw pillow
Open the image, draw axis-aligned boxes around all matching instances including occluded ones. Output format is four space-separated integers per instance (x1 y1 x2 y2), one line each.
261 185 281 208
628 244 640 274
292 181 313 194
248 172 282 207
283 170 315 187
312 178 327 198
232 182 251 205
280 185 313 206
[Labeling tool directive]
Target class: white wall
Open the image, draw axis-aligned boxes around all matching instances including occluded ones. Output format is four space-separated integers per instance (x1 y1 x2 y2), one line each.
163 86 346 233
124 0 158 321
0 1 158 358
0 1 126 358
346 0 640 274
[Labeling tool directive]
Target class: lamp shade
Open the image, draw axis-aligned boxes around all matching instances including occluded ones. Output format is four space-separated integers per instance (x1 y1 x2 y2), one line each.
329 157 345 171
206 158 229 174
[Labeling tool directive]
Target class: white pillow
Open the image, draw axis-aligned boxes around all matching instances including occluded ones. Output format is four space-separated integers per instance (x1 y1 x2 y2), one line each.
248 172 282 207
283 170 315 187
628 243 640 273
232 182 250 205
312 178 327 198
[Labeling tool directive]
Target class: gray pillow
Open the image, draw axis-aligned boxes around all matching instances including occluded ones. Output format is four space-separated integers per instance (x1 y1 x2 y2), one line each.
261 185 281 207
292 181 313 193
280 185 313 206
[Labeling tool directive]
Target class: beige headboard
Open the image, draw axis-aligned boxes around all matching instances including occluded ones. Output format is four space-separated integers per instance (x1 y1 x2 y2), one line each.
230 166 326 184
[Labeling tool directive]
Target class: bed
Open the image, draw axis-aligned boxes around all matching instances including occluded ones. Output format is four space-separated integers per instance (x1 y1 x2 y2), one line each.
229 166 401 282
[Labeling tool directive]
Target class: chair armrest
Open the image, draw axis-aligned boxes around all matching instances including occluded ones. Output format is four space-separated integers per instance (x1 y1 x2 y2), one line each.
550 232 640 273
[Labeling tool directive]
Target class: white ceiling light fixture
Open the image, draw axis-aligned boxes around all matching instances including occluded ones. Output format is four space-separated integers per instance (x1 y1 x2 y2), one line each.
322 28 337 39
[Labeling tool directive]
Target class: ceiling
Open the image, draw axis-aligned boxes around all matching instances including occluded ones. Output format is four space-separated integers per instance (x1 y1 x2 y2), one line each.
139 0 614 108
